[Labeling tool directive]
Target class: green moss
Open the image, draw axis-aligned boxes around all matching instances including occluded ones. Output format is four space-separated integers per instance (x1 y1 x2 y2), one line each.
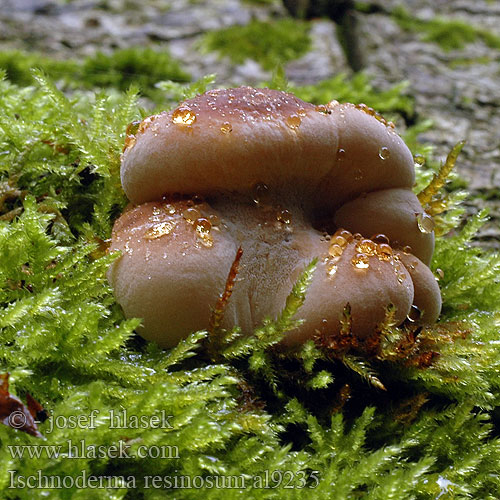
1 73 500 498
0 48 190 100
81 47 190 93
0 51 79 87
202 19 311 70
393 6 500 51
448 55 493 68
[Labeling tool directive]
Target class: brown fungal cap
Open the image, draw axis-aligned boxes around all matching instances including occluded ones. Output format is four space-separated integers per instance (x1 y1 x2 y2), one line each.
121 87 414 213
110 87 443 349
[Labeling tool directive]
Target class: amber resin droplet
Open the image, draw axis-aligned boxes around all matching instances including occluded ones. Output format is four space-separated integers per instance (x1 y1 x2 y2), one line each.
355 103 393 128
331 235 348 248
195 218 213 247
356 239 377 256
377 243 393 261
333 229 353 243
138 115 157 133
126 120 141 136
277 209 292 224
195 217 212 234
163 204 176 215
198 234 214 248
329 244 344 257
123 135 137 152
144 221 177 240
286 114 301 129
182 207 201 223
220 122 232 134
416 212 435 233
172 106 196 126
371 233 390 244
352 253 369 269
315 104 331 115
336 148 346 161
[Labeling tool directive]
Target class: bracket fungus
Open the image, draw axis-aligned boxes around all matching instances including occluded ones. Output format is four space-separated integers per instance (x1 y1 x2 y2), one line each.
108 87 441 348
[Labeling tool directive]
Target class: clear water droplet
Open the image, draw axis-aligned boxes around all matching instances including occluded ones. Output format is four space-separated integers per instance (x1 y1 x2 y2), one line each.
413 154 425 166
416 212 435 233
407 305 421 322
378 146 390 160
252 183 269 205
208 214 220 226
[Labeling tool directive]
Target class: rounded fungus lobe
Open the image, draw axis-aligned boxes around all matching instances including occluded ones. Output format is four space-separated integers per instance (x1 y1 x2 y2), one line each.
120 87 414 211
108 199 238 346
109 87 442 348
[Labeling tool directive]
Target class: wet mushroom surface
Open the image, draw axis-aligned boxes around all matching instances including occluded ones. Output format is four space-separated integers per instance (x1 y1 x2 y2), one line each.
108 87 441 348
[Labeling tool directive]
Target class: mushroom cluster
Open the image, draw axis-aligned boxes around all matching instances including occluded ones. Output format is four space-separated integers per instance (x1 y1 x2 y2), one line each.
108 87 441 348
